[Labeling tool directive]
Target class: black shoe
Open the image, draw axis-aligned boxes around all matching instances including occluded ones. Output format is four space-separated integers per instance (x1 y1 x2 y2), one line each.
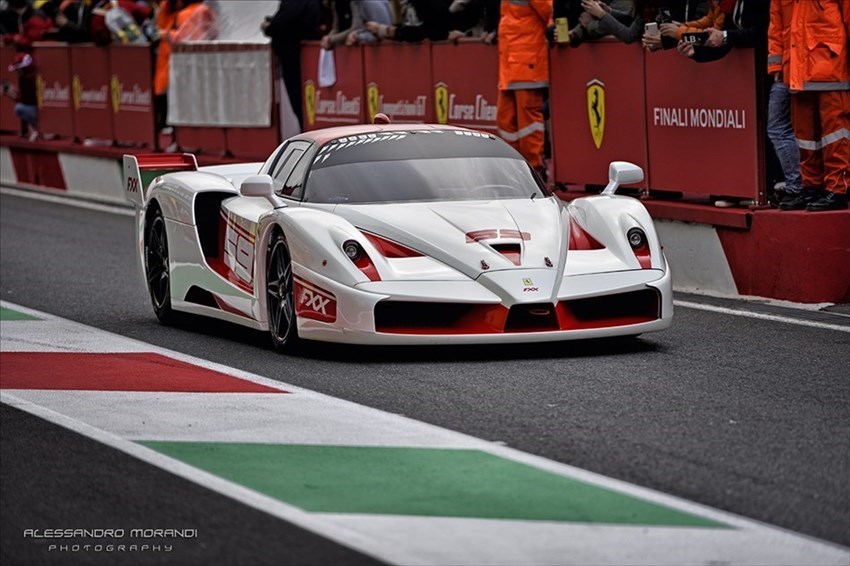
780 189 822 210
778 193 807 210
806 191 848 212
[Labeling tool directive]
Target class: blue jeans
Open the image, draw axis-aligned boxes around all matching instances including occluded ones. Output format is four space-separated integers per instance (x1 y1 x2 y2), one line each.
766 81 802 193
14 103 37 129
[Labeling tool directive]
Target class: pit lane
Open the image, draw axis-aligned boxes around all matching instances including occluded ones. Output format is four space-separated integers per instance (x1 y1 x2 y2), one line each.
1 189 848 563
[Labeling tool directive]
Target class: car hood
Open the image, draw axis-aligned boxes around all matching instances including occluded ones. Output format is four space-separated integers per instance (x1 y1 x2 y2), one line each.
333 198 567 279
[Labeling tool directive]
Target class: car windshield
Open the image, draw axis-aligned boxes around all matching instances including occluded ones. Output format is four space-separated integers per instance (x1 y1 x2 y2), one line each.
303 130 545 204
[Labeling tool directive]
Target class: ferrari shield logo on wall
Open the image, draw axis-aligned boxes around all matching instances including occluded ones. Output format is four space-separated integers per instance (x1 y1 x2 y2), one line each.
435 82 449 124
367 83 380 122
304 81 316 127
586 79 605 149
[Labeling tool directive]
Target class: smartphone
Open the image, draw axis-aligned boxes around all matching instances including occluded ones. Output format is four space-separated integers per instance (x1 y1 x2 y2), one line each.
644 22 660 38
681 32 709 45
555 17 570 44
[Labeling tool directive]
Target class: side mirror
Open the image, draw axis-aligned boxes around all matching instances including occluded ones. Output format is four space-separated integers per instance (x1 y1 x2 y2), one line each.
240 175 274 198
601 162 644 195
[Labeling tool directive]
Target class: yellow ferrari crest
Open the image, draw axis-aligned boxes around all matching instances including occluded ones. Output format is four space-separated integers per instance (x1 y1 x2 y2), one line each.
435 82 448 124
304 81 316 126
586 79 605 149
72 75 81 110
522 278 533 286
367 82 380 122
110 75 120 113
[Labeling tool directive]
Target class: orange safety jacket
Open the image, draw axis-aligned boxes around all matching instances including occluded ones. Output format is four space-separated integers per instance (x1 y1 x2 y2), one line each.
497 0 551 91
153 2 217 95
674 1 725 40
153 0 177 95
788 0 850 92
767 0 793 81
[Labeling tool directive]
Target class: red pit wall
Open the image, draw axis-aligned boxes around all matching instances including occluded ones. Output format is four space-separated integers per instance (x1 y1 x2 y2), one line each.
718 210 850 304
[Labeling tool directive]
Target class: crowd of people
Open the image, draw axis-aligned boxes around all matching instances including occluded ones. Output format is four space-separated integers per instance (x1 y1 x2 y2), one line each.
0 0 217 146
1 0 847 211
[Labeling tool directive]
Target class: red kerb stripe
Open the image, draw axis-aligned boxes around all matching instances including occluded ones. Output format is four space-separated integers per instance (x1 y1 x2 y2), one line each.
0 352 287 393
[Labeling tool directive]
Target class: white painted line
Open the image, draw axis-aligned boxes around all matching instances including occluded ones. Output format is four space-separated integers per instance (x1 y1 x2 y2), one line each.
674 300 850 333
0 185 134 217
318 514 850 566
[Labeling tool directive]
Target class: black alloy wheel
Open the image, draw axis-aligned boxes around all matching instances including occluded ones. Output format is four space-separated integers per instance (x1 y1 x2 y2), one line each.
266 231 300 352
145 206 174 324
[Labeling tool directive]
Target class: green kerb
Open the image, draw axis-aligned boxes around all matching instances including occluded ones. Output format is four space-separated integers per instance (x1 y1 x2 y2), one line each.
140 442 727 528
0 307 40 321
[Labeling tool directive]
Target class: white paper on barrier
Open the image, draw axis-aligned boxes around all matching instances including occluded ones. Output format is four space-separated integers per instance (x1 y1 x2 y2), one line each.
318 48 336 88
168 46 272 127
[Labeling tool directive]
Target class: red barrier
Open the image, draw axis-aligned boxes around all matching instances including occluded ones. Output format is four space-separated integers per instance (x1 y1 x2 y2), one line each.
0 46 17 133
644 49 760 200
176 126 226 155
33 43 75 138
109 44 155 147
431 41 498 133
226 126 278 160
363 43 432 123
550 40 648 187
69 45 113 140
301 43 365 130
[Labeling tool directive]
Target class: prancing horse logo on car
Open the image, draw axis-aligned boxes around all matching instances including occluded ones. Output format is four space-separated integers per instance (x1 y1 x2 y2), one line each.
522 278 538 292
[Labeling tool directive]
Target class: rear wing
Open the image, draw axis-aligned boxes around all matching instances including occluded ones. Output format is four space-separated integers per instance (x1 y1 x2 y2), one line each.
123 153 198 208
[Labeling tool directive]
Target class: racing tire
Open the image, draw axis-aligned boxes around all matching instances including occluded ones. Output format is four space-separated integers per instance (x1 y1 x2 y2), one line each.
144 205 175 324
266 231 301 353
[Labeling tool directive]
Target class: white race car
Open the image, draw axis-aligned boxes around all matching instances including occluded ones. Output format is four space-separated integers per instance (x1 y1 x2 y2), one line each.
125 123 671 351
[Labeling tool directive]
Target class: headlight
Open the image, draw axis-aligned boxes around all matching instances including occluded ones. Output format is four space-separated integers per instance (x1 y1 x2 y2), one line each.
627 228 646 249
343 240 362 261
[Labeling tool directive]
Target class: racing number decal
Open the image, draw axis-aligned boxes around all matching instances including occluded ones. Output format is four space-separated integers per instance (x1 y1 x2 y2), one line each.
222 211 256 292
293 277 337 323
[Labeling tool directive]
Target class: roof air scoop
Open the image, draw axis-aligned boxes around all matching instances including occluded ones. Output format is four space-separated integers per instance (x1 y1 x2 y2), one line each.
373 113 391 125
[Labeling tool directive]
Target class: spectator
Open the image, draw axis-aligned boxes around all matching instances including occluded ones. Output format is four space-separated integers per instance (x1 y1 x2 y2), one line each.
784 0 849 211
151 0 215 141
261 0 320 131
659 0 722 44
366 0 489 42
90 0 153 45
3 50 38 141
167 0 215 43
321 0 391 47
767 0 802 210
153 0 178 138
52 0 95 43
561 1 633 46
677 0 768 61
0 0 53 50
496 0 550 179
580 0 661 45
662 0 708 22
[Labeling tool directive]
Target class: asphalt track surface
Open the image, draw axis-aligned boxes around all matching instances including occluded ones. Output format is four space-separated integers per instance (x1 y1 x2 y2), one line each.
1 190 849 563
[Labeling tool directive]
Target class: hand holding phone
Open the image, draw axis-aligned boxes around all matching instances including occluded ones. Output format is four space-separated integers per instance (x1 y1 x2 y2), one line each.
644 22 660 38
